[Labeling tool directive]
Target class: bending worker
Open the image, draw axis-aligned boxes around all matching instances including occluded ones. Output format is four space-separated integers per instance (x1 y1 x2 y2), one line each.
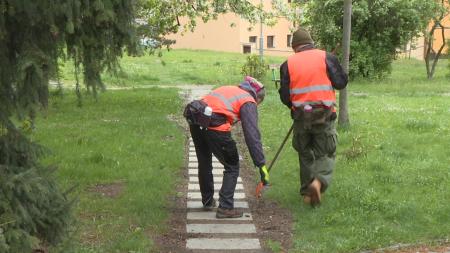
279 28 348 207
184 76 268 218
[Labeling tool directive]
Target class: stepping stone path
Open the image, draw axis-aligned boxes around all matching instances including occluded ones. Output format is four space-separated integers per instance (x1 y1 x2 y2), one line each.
185 138 262 252
185 87 262 252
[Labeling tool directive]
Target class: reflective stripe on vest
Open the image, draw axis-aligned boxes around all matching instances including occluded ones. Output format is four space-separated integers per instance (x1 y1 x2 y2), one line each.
290 85 334 95
202 86 256 131
208 92 253 123
292 100 335 107
288 49 336 108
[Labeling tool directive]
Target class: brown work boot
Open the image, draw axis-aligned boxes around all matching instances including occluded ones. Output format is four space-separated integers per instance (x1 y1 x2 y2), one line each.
203 199 216 211
303 195 311 205
216 207 243 218
307 178 322 207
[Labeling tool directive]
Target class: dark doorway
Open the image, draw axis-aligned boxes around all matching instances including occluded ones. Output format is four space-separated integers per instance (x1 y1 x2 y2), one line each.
243 45 251 54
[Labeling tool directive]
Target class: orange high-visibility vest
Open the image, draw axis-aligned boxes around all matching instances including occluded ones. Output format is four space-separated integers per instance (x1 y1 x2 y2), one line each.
288 49 336 109
202 86 256 132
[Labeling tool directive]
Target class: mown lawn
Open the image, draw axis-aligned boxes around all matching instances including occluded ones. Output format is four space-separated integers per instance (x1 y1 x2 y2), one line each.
60 49 284 88
259 57 450 252
47 49 449 252
32 88 184 252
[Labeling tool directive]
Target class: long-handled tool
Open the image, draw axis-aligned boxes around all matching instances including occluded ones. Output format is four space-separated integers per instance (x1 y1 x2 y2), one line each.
256 123 294 198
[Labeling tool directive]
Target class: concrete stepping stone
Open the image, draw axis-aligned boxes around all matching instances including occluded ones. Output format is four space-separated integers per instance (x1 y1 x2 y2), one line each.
187 212 252 221
186 238 261 250
187 201 249 209
187 224 256 234
189 176 242 182
189 169 224 175
188 192 246 199
189 156 219 162
185 107 261 252
188 184 243 191
188 162 224 168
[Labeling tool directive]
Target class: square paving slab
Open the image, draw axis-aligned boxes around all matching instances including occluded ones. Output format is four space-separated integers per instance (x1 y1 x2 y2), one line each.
187 192 246 199
187 224 256 234
187 201 249 209
189 176 242 183
187 212 252 221
186 238 261 250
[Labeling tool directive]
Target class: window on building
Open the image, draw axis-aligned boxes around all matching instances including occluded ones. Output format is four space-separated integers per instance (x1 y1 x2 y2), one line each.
287 35 292 47
267 36 275 48
243 45 252 54
249 36 257 43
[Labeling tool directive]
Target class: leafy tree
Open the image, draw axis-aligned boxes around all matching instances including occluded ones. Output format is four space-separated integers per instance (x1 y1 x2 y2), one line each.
135 0 262 53
448 39 450 77
338 0 351 127
301 0 436 79
0 0 136 251
425 0 449 79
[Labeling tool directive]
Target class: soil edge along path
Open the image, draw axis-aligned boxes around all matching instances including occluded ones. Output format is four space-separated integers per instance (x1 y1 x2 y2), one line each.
154 86 293 252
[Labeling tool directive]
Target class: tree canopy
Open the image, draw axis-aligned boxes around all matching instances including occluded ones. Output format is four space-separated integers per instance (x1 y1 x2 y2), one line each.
300 0 437 78
425 0 450 79
135 0 264 52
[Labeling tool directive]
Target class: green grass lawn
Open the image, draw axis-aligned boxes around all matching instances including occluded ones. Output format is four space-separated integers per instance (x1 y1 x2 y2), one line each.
46 49 449 252
60 49 284 88
259 57 450 252
32 88 184 252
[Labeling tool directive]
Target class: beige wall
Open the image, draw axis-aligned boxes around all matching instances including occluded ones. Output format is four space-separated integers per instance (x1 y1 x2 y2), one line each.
430 2 450 54
407 4 450 59
399 35 426 60
168 0 295 57
240 18 294 57
241 0 294 57
168 13 242 53
430 17 450 54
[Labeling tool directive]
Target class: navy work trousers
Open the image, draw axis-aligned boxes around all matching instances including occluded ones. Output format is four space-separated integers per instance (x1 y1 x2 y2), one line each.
189 125 240 209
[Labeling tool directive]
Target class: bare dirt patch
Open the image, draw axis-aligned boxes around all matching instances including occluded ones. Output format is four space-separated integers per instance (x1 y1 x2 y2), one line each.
384 245 450 253
152 127 294 252
152 89 293 252
77 210 116 246
87 181 125 198
150 89 206 252
235 125 294 253
152 111 191 252
363 240 450 253
151 157 190 252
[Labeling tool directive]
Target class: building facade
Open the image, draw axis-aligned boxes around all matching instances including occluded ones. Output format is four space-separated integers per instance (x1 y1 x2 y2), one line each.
169 1 449 60
168 0 295 57
405 3 450 60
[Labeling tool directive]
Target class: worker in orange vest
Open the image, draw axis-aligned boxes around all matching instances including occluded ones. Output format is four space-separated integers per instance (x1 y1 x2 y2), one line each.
279 28 348 207
184 76 268 218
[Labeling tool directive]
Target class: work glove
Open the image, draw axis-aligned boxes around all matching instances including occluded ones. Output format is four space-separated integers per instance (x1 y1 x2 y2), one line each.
259 165 270 186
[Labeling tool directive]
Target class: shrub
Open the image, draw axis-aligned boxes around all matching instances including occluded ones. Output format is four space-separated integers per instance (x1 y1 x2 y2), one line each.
448 40 450 78
241 55 267 80
0 129 72 252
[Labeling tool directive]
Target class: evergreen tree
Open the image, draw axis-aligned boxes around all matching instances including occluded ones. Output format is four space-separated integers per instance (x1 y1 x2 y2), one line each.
0 0 260 251
0 0 136 251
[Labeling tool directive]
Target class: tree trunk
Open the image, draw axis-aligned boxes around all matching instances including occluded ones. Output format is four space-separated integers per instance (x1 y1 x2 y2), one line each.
425 0 448 79
428 22 447 79
425 22 437 79
338 0 352 127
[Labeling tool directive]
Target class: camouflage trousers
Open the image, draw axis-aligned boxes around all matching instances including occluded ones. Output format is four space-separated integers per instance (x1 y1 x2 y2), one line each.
292 118 337 195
